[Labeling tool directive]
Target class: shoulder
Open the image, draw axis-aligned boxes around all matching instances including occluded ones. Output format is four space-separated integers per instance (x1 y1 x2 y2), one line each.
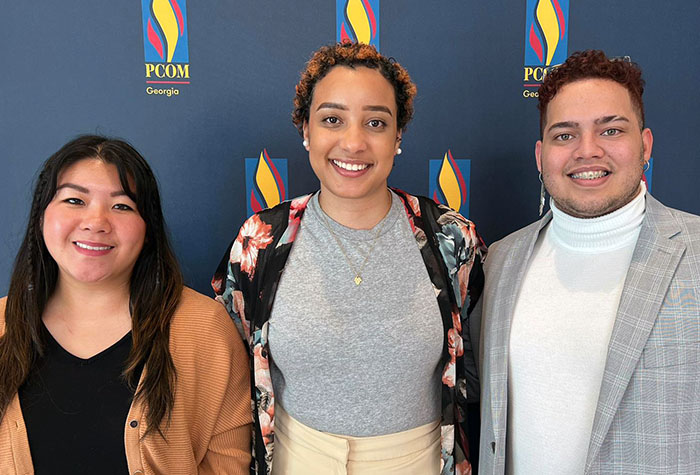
645 194 700 245
253 201 290 224
660 204 700 229
492 220 541 247
168 289 248 395
170 287 242 354
487 217 547 265
229 194 314 252
393 189 449 218
669 209 700 242
393 188 479 235
174 286 227 314
251 193 313 226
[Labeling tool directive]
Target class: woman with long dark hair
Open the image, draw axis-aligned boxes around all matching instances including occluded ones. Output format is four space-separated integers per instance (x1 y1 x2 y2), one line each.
213 43 486 475
0 135 251 473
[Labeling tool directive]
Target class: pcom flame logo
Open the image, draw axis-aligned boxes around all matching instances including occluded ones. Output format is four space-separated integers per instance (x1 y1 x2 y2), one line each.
142 0 189 63
336 0 380 49
141 0 190 89
527 0 566 66
245 150 288 217
523 0 569 89
428 151 471 218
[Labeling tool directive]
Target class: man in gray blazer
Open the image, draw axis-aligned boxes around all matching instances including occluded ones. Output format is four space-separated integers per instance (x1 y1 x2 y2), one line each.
479 50 699 474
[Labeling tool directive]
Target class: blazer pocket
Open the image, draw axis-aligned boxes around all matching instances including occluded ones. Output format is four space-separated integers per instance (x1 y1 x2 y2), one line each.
642 342 700 368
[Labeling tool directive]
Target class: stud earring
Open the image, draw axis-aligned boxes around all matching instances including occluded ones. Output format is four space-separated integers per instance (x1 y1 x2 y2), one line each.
538 172 546 217
302 139 309 149
396 148 402 155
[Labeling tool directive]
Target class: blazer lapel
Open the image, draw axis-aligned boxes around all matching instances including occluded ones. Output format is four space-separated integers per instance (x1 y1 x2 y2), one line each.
585 195 686 471
488 214 551 444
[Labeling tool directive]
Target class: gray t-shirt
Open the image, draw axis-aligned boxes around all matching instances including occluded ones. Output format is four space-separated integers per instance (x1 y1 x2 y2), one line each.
268 191 444 436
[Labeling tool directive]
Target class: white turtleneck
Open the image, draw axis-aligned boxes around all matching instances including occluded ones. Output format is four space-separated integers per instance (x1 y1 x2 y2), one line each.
506 183 646 475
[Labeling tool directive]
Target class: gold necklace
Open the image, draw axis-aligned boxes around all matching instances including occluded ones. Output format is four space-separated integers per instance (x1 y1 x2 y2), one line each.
319 210 387 286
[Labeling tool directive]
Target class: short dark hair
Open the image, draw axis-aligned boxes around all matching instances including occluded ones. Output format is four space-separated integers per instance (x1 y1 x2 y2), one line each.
292 42 417 135
538 50 645 135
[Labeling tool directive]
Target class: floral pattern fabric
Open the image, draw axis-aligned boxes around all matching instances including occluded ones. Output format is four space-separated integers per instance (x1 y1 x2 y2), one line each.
212 189 486 475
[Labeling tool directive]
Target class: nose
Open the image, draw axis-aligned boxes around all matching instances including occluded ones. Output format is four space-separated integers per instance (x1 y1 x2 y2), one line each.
575 131 604 160
80 206 111 233
339 122 367 154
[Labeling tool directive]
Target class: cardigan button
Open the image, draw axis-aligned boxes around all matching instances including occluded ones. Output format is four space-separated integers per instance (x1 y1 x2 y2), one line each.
130 420 139 428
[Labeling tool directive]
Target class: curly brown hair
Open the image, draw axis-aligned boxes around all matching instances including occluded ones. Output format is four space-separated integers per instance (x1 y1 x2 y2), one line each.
538 50 645 136
292 42 417 136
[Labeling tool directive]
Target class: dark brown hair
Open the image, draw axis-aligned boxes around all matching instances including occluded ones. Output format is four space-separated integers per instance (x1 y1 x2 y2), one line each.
538 50 645 135
292 42 417 135
0 135 183 436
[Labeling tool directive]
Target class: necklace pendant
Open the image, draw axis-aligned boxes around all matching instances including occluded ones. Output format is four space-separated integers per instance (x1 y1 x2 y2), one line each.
354 275 363 286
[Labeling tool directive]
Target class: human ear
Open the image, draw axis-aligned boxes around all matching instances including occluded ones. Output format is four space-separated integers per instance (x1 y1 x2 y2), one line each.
641 128 653 162
302 122 310 151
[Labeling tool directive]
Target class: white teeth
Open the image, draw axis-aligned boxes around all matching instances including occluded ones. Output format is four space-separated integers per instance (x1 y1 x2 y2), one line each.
75 242 112 251
332 160 369 171
570 170 608 180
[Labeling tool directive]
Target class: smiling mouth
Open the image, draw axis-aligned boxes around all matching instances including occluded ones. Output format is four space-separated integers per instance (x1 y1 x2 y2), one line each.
569 170 610 180
332 159 370 172
74 242 114 251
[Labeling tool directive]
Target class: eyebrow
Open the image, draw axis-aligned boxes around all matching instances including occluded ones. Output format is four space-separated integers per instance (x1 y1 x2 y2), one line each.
363 105 393 115
316 102 347 112
595 115 629 125
546 115 630 134
315 102 393 116
546 121 578 134
56 183 130 197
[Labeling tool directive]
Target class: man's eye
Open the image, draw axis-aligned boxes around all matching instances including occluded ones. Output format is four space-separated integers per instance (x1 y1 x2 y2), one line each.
602 128 620 136
555 133 573 141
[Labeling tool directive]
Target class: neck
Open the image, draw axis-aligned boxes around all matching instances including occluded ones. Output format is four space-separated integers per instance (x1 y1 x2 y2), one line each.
549 184 646 252
44 278 132 328
318 186 392 229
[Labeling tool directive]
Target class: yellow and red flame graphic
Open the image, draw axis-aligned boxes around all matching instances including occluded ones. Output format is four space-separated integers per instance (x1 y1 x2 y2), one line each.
250 149 286 213
147 0 185 62
529 0 566 65
433 150 467 212
340 0 377 44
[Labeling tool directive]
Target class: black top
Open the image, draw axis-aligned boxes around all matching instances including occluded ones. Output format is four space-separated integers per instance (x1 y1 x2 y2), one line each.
18 324 137 474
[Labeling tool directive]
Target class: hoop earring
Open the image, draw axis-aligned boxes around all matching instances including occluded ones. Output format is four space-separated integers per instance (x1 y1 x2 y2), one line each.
643 161 650 172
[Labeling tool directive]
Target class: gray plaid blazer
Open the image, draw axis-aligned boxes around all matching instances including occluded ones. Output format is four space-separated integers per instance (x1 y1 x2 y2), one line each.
478 194 700 474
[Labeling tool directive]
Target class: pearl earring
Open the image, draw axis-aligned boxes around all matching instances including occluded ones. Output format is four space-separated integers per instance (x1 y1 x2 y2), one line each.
302 139 309 149
396 148 402 155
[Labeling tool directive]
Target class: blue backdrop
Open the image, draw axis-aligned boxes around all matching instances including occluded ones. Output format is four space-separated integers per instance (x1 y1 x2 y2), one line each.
2 1 699 296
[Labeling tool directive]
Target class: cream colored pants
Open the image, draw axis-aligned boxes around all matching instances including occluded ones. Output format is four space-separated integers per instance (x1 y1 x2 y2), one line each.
272 404 441 475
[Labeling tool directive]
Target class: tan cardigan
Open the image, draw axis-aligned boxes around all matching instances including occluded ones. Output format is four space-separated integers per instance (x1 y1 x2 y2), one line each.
0 287 252 474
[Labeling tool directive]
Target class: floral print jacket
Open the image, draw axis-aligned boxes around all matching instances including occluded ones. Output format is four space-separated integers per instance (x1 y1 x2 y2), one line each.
212 189 486 475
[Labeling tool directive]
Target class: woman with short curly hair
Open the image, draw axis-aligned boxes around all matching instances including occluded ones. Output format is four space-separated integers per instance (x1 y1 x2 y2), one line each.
214 42 486 475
